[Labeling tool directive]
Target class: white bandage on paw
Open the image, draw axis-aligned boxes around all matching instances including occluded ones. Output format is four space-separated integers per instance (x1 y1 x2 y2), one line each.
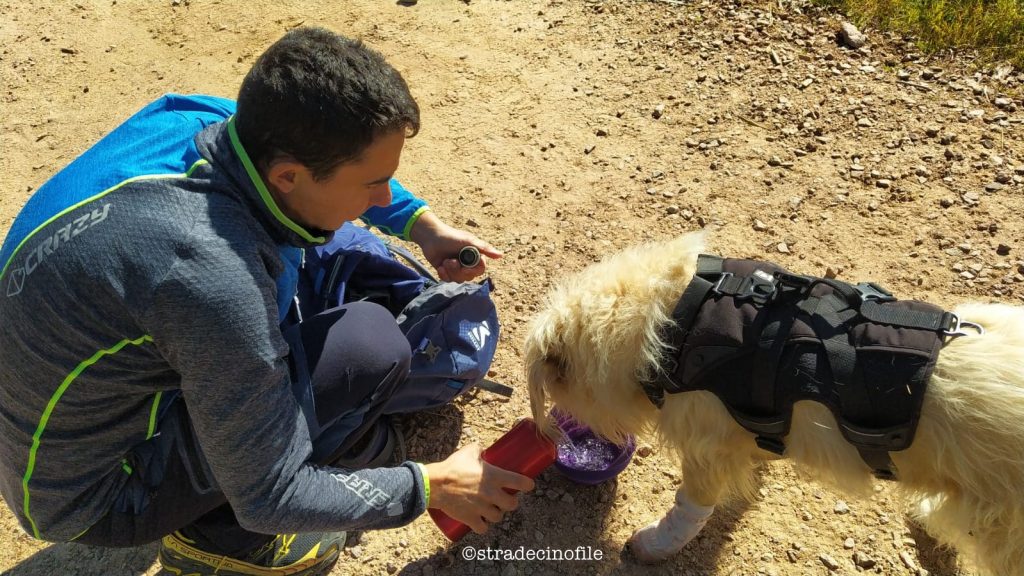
628 490 715 563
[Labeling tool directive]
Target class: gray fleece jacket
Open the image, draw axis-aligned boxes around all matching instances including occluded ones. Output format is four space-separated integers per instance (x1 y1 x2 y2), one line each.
0 95 428 542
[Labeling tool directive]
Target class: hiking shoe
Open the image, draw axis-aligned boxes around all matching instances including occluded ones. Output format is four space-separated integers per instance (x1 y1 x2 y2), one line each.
158 530 344 576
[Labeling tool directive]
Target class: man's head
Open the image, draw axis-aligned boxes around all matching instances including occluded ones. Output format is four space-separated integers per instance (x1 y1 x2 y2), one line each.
236 27 420 231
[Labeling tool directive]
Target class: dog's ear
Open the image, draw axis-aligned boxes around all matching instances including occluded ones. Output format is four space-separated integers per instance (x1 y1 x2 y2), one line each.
528 351 566 440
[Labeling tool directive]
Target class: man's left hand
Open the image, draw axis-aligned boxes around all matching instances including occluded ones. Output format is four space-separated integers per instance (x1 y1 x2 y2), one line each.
409 211 502 282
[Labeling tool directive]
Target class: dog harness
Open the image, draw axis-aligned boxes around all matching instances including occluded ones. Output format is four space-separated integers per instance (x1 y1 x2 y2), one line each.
644 254 967 479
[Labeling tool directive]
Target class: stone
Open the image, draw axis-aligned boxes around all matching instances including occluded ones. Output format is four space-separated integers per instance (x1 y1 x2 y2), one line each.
839 22 867 49
853 551 876 568
819 553 840 570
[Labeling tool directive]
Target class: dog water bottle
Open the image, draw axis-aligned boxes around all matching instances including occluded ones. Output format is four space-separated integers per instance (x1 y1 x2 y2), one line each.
428 417 556 542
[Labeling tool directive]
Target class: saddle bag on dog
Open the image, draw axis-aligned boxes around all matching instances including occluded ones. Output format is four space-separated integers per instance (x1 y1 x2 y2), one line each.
646 255 961 478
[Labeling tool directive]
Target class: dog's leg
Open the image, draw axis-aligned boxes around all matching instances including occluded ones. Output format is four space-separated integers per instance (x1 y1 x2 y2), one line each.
628 487 714 563
628 452 735 563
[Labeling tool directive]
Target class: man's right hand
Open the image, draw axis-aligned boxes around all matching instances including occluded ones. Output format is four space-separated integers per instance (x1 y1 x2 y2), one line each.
423 444 535 534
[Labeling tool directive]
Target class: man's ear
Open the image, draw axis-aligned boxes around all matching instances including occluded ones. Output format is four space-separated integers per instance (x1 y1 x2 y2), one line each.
265 160 304 195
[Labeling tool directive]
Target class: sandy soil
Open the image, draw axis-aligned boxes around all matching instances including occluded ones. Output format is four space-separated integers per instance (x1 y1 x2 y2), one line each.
1 1 1022 575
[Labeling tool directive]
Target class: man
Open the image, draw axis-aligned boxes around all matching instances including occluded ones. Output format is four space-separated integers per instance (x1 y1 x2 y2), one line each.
0 27 531 575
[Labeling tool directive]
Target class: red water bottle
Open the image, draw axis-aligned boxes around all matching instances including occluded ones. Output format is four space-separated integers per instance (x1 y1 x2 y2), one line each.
428 417 556 541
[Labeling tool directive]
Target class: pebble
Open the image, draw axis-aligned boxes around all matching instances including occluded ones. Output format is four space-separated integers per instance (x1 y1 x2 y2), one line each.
819 553 840 570
899 550 918 570
839 22 867 49
652 103 665 119
843 537 855 549
834 501 850 514
853 551 876 568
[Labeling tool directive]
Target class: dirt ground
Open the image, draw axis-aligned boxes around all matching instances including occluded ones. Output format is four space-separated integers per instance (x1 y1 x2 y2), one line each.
2 0 1022 575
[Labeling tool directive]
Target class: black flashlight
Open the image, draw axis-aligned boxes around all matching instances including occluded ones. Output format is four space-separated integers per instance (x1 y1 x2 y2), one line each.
458 246 481 268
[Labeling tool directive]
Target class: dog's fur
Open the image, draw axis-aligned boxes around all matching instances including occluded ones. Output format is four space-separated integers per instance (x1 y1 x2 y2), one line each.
526 232 1024 575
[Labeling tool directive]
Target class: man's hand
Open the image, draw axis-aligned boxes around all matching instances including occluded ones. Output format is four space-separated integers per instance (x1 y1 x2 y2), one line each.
423 445 535 534
409 211 502 282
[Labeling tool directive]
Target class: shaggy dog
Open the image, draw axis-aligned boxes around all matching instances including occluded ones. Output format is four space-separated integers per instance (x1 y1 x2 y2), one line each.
526 232 1024 575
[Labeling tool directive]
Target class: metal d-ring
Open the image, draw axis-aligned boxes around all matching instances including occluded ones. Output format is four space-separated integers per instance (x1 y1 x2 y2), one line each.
942 314 986 338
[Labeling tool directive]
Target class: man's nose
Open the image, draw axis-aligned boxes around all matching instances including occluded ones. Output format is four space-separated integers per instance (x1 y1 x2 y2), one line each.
371 183 392 208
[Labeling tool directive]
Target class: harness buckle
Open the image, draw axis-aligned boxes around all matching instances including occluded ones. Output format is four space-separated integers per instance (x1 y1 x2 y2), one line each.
711 271 778 305
710 272 734 294
775 271 812 289
854 282 896 303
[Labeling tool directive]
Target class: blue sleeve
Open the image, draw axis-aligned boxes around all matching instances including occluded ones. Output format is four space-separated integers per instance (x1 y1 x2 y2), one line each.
360 179 429 240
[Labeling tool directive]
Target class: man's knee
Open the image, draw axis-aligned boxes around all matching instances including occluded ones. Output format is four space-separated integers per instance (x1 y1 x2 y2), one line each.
337 301 411 378
300 302 411 408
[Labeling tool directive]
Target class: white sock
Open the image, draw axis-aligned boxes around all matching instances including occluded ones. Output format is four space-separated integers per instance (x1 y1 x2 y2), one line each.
628 490 715 563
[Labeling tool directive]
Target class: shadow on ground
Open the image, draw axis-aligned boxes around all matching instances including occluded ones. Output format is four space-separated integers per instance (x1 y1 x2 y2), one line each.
0 542 158 576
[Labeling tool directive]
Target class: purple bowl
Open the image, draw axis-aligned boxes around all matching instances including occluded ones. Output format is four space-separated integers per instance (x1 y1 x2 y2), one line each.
550 408 636 485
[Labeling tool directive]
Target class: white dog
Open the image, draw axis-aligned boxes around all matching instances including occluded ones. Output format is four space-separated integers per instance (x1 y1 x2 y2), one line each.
526 232 1024 576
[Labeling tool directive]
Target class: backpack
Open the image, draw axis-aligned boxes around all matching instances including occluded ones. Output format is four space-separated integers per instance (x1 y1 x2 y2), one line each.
293 223 507 414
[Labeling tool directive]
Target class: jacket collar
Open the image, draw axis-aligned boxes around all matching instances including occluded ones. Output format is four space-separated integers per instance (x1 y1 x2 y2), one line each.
194 118 331 248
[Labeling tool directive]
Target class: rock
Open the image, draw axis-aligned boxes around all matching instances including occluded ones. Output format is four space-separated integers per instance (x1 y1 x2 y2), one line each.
753 219 769 231
819 553 840 570
876 179 892 189
839 22 867 49
997 244 1011 256
652 103 665 119
853 551 876 568
777 242 790 254
834 501 850 514
985 182 1004 193
843 537 855 549
994 97 1013 109
899 550 918 570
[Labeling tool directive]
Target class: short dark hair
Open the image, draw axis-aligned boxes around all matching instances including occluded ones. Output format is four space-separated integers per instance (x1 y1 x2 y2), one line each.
236 27 420 180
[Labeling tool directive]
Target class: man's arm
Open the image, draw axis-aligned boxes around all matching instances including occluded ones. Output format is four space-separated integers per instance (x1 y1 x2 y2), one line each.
144 240 429 533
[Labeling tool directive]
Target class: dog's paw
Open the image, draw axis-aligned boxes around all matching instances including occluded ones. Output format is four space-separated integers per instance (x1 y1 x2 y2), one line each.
627 519 687 563
627 495 715 563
